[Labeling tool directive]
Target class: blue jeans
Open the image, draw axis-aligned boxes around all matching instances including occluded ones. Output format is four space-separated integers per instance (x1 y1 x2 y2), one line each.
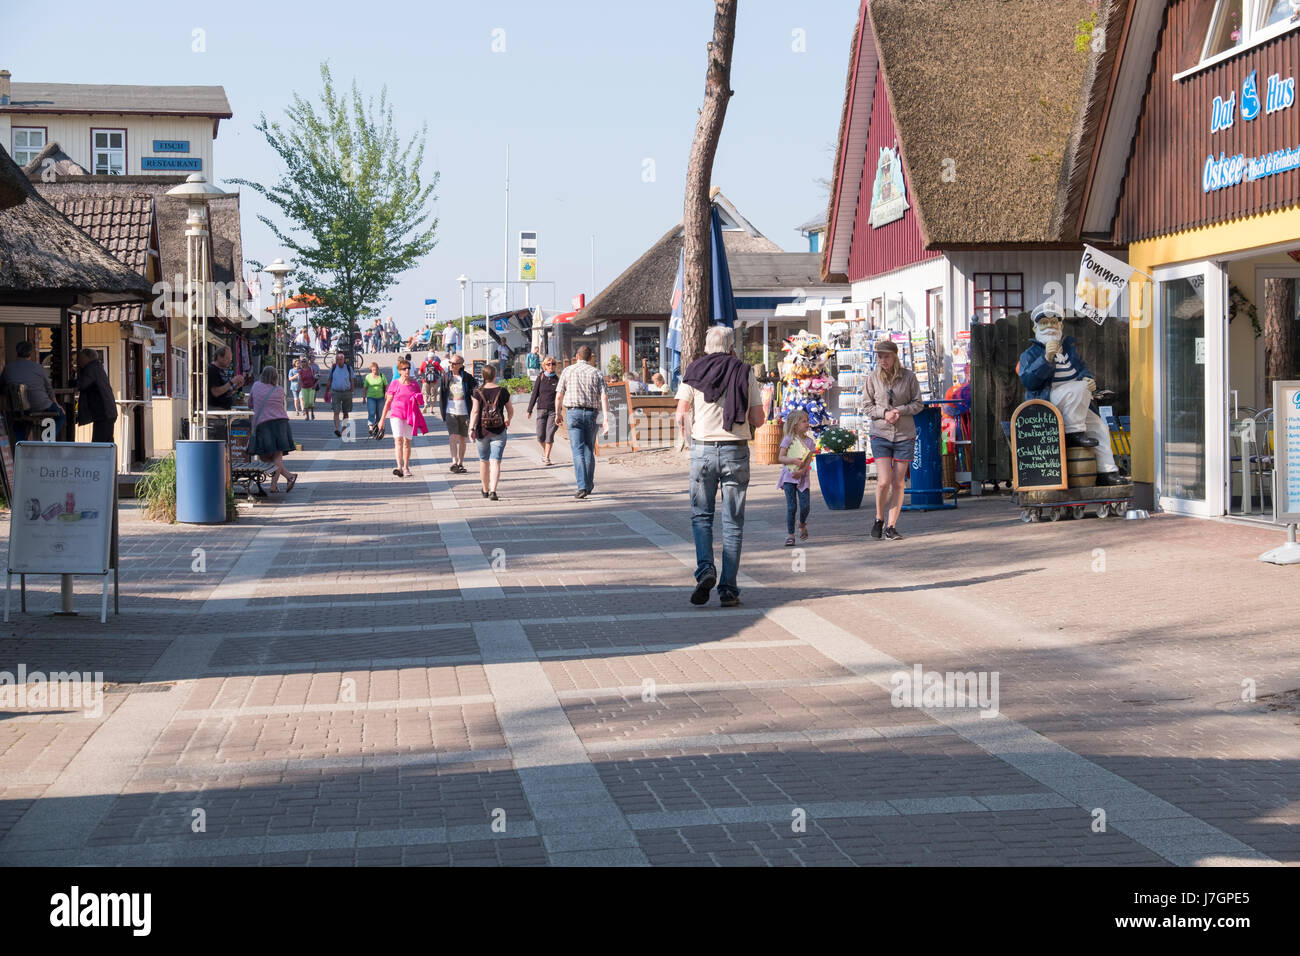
366 396 383 429
690 443 750 598
783 482 810 534
566 408 597 491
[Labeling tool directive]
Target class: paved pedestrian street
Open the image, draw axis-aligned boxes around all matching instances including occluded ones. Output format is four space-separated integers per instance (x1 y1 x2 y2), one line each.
0 405 1295 867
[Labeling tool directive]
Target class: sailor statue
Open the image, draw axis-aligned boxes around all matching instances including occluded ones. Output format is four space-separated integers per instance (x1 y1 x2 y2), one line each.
1019 300 1127 486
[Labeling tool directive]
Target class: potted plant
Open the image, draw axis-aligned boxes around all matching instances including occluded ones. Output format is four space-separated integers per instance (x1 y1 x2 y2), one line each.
606 355 624 382
814 424 866 510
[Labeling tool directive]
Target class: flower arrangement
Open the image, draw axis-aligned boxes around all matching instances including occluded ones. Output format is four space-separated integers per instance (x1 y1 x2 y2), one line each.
779 331 836 435
816 424 858 454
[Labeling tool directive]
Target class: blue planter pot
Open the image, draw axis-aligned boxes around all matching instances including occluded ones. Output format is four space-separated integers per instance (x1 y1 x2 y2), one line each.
815 451 867 510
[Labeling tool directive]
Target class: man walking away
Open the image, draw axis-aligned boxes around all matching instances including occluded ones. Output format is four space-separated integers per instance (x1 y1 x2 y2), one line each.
327 352 354 437
675 326 764 607
555 346 609 499
74 348 118 443
440 354 477 473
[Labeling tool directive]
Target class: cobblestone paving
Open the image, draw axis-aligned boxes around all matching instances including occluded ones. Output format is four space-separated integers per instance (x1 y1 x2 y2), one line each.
0 398 1295 866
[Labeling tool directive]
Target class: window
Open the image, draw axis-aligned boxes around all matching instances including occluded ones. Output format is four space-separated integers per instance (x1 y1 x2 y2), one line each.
12 128 46 166
973 273 1024 321
1201 0 1299 63
926 288 943 330
92 129 126 175
632 324 661 377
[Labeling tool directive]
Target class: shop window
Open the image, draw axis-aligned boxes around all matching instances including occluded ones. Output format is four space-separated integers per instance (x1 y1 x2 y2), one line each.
11 128 46 167
1200 0 1298 64
92 129 126 175
1203 0 1247 57
973 273 1024 321
632 325 662 377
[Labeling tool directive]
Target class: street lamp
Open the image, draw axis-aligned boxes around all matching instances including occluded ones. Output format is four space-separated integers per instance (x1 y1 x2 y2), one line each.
457 274 468 356
166 173 227 438
484 288 492 367
265 258 293 398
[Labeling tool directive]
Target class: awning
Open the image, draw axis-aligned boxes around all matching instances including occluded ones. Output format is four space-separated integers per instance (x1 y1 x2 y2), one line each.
774 296 842 317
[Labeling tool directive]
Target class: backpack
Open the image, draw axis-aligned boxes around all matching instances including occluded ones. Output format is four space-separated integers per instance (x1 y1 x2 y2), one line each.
480 387 506 433
425 365 440 384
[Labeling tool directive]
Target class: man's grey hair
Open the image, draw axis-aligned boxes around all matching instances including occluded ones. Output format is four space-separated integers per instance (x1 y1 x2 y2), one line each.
214 346 231 361
704 326 735 355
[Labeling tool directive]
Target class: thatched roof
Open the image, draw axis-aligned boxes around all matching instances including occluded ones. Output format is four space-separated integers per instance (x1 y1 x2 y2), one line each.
867 0 1122 246
0 145 152 303
20 141 89 179
823 0 1128 277
575 194 782 328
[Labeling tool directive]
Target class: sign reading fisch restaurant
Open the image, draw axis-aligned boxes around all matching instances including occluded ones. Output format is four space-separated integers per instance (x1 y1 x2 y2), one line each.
142 157 202 171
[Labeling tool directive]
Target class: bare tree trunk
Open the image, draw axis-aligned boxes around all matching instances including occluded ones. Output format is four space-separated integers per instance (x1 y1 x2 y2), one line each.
1263 277 1295 396
681 0 738 372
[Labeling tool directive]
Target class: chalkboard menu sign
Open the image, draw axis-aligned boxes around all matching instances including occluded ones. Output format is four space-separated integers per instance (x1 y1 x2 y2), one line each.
602 382 631 445
472 359 486 383
1011 399 1067 491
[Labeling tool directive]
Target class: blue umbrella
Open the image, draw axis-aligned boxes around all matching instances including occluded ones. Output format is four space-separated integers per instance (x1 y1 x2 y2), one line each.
709 203 737 329
668 203 738 388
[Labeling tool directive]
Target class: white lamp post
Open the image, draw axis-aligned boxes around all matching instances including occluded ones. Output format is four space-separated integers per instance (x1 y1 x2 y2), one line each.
264 258 293 397
166 174 227 439
484 288 492 366
458 274 468 356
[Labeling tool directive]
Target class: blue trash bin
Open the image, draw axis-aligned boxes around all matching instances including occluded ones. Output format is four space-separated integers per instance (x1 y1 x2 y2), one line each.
176 440 227 524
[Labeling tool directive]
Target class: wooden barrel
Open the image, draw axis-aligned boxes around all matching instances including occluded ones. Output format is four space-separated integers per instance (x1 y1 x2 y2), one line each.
1067 446 1097 487
942 451 956 493
754 420 782 465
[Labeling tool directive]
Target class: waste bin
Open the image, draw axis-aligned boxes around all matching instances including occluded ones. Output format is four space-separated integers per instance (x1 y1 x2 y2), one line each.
176 439 227 524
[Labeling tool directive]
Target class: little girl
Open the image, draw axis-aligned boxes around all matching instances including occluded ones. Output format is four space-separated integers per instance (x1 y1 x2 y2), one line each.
776 410 815 546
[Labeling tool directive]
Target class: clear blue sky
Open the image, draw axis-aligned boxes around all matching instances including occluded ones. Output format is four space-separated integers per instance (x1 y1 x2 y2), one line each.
4 0 858 335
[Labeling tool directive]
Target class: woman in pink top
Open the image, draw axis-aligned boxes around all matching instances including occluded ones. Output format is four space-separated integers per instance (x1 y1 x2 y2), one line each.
248 367 298 492
378 358 427 477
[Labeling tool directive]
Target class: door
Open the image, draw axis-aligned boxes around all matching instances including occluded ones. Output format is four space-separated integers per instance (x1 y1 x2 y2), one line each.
128 342 146 465
1154 261 1226 516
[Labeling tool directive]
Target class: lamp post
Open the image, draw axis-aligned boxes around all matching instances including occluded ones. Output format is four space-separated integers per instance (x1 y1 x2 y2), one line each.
457 274 468 356
265 258 293 399
166 174 227 439
484 288 492 367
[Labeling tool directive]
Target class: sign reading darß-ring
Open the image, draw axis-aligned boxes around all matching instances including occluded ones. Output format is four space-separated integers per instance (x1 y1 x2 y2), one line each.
8 442 116 575
1011 400 1068 492
1274 380 1300 524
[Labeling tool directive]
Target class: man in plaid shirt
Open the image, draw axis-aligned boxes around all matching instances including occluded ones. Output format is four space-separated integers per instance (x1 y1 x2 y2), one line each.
555 346 610 499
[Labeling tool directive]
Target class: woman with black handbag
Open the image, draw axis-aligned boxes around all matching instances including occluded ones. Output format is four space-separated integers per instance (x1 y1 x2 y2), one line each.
469 363 513 501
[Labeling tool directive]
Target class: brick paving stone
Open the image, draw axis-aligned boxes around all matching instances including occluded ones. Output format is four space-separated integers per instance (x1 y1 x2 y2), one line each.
0 410 1293 867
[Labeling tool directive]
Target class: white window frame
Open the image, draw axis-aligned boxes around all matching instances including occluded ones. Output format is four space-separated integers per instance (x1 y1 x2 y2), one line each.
91 128 126 175
1177 0 1300 81
11 127 46 167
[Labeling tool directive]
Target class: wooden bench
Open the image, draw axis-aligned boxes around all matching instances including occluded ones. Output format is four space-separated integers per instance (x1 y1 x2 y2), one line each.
225 416 274 499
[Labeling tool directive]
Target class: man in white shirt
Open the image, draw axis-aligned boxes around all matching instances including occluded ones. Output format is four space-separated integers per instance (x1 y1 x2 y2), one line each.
675 326 764 608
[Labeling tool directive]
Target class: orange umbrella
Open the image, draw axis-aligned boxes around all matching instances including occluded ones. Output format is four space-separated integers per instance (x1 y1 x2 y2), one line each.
265 293 323 312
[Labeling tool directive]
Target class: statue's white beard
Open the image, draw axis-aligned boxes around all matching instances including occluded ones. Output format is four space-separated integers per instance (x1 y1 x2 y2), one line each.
1036 328 1062 347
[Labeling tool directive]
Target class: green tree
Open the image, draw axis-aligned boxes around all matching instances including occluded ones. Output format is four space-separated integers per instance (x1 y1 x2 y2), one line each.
233 63 438 359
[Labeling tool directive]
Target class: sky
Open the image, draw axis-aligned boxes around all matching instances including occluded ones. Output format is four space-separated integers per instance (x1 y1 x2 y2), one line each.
4 0 859 335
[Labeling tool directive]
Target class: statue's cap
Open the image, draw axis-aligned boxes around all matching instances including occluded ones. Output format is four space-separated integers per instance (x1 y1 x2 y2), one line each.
1031 301 1065 324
